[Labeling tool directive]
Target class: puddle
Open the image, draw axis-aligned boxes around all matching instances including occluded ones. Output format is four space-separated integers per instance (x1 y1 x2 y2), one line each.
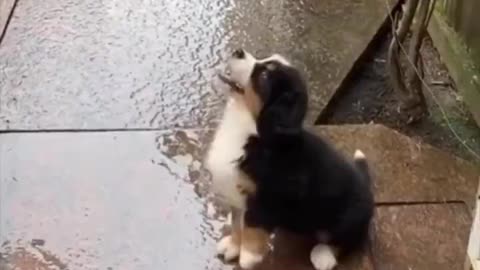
0 0 391 129
0 131 226 269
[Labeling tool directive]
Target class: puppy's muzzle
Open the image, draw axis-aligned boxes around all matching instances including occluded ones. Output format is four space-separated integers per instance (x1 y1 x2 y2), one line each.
232 49 245 59
217 49 246 93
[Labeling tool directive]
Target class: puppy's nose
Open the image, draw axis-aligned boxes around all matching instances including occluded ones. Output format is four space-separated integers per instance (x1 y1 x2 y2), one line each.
232 49 245 59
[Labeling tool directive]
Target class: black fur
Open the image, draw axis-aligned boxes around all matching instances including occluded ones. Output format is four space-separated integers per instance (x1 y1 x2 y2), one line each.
238 61 374 259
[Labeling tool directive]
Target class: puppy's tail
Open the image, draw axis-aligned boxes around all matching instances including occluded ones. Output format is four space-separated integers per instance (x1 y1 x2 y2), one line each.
353 149 371 186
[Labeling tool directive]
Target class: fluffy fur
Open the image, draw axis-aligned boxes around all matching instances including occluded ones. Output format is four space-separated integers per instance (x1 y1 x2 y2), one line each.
205 95 256 210
206 49 374 270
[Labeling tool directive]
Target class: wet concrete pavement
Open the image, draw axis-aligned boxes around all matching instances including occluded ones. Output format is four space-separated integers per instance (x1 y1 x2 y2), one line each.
314 125 480 208
1 125 478 270
0 130 224 270
0 0 394 130
1 0 479 269
374 204 471 270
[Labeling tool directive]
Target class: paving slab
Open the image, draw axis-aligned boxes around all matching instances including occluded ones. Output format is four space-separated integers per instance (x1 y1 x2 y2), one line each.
0 130 375 270
1 124 477 269
0 130 223 270
242 230 373 270
0 0 395 130
311 124 480 208
373 204 471 270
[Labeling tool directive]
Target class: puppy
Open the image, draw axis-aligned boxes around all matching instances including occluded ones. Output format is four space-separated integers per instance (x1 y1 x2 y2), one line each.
205 49 277 269
206 49 374 270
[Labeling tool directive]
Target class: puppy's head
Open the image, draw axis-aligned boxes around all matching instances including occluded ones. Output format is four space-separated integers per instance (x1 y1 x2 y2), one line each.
220 49 308 135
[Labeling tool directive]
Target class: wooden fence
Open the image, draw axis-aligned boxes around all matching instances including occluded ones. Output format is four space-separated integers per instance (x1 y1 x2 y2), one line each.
429 0 480 125
439 0 480 67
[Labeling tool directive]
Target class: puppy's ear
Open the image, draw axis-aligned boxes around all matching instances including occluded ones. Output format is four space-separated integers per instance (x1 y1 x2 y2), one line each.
257 88 307 139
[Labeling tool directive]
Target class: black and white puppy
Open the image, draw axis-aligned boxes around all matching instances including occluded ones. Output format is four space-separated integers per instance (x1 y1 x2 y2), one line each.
206 49 374 270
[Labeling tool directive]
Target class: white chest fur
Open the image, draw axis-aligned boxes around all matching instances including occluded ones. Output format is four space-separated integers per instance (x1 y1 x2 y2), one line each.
205 97 257 209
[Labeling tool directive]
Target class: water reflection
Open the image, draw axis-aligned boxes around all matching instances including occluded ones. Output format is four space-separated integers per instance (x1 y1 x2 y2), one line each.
0 131 224 270
0 0 389 129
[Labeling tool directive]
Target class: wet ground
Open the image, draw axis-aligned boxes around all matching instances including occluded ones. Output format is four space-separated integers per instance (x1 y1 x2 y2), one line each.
0 0 396 268
1 125 478 270
0 0 393 129
320 32 480 162
1 0 479 269
0 130 223 270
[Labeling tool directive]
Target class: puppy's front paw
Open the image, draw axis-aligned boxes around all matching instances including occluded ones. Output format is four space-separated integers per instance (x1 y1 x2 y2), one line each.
239 248 264 269
310 244 337 270
217 235 240 261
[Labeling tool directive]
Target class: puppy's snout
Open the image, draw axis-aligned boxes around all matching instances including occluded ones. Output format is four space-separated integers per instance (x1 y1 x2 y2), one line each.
232 49 245 59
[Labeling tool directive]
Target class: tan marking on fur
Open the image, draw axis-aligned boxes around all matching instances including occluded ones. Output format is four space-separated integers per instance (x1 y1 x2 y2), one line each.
244 86 262 117
229 208 243 247
232 86 262 118
236 184 249 195
236 171 257 196
241 226 270 257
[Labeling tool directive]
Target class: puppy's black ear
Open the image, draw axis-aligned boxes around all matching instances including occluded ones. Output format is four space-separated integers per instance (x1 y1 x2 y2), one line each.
257 87 307 139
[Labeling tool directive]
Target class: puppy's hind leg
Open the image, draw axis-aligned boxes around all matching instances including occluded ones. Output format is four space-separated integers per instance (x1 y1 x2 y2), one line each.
217 207 242 261
239 208 272 269
239 225 270 269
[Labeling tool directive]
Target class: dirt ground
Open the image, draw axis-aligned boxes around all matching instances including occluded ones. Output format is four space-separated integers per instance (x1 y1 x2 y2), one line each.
319 32 480 162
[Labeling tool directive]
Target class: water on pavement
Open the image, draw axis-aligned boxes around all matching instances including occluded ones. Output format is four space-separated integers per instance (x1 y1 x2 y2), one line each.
0 0 391 129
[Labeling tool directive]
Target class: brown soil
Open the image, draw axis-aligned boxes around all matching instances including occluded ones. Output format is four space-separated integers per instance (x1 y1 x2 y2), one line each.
318 33 480 162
